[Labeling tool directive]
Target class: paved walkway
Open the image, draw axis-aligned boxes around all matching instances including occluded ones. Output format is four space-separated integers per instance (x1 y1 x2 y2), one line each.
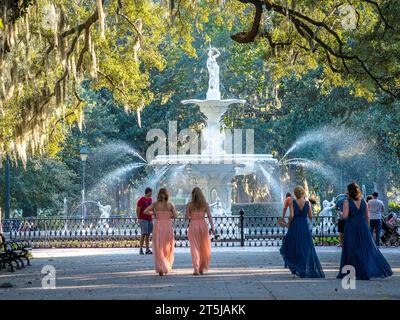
0 247 399 300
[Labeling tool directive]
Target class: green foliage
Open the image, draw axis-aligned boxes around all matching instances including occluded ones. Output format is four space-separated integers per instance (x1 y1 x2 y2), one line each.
1 1 399 217
232 0 400 100
389 202 400 212
0 157 78 216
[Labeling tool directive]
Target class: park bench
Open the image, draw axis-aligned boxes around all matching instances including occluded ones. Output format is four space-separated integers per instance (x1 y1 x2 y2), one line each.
0 234 32 272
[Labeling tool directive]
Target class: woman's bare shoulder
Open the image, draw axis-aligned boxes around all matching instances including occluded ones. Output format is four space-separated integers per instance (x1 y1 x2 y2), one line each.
168 202 176 210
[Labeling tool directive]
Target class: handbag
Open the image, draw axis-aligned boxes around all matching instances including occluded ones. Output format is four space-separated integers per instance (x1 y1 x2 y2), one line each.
278 217 288 228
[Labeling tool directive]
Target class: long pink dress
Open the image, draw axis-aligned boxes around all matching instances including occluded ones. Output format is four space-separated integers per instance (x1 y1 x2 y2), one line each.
188 210 211 273
152 211 175 274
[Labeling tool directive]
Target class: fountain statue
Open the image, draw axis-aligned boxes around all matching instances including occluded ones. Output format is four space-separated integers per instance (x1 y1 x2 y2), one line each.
207 47 221 100
210 197 226 216
318 198 336 233
319 198 336 217
98 202 111 219
98 202 111 230
151 46 279 214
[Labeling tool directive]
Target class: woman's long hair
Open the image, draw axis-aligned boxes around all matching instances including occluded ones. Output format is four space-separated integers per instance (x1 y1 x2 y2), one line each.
157 188 169 202
347 182 362 201
190 187 207 210
293 186 305 199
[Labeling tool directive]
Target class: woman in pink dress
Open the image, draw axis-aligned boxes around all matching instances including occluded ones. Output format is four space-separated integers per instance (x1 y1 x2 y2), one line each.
185 187 216 275
144 188 177 276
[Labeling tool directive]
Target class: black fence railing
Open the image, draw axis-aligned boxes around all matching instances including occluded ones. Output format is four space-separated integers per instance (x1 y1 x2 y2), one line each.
2 213 340 248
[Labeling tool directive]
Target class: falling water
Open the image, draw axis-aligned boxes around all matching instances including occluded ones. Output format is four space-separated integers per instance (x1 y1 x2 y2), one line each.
134 165 170 197
88 162 146 197
166 165 187 186
257 164 283 203
282 158 339 186
283 126 369 159
91 141 146 163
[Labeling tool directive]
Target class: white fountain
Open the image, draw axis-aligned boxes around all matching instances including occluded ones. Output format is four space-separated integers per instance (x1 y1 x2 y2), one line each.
151 47 279 214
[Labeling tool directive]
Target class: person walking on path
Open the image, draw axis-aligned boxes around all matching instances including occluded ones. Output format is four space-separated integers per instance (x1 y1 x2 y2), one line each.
144 188 177 276
337 183 392 280
185 187 216 275
368 192 385 247
136 187 153 255
280 186 325 278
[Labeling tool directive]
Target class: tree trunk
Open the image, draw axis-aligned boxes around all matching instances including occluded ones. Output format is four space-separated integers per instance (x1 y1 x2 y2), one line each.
377 171 389 212
116 185 120 215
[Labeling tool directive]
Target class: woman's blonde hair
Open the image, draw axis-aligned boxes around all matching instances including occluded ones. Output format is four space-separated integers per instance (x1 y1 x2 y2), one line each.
293 186 306 199
157 188 169 202
190 187 207 210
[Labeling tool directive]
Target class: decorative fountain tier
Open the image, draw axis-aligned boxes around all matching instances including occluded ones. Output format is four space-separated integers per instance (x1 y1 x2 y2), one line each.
150 47 279 215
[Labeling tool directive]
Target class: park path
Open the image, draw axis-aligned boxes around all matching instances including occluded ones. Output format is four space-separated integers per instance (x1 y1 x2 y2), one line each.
0 247 399 300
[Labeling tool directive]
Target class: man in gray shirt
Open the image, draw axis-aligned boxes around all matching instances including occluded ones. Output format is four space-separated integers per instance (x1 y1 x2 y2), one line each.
368 192 385 247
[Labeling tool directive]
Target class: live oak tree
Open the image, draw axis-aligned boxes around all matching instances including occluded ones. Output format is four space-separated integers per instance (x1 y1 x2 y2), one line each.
2 0 400 164
0 0 204 164
229 0 400 101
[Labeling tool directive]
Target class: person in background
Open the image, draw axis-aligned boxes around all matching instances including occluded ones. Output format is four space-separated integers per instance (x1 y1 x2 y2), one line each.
282 192 292 219
368 192 385 247
366 195 373 203
336 193 347 247
136 187 153 255
337 182 392 280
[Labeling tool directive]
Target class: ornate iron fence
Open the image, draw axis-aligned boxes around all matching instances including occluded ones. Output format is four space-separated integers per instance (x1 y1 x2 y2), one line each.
2 212 339 248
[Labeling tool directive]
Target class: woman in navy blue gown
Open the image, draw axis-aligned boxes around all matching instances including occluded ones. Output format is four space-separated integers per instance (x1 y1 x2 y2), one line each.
280 186 325 278
337 182 392 280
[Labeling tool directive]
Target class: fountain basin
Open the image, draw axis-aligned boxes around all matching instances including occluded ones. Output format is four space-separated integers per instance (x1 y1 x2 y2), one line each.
150 154 277 166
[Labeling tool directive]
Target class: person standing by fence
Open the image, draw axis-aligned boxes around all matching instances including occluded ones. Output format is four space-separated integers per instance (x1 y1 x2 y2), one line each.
136 187 153 255
368 192 385 247
282 192 292 219
336 194 348 247
280 186 325 278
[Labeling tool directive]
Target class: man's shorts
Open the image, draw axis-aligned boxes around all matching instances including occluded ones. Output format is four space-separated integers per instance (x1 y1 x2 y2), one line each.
338 219 346 234
140 219 153 235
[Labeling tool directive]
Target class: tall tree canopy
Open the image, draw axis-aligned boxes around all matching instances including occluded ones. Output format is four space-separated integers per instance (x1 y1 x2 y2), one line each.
0 0 213 163
0 0 399 165
231 0 400 100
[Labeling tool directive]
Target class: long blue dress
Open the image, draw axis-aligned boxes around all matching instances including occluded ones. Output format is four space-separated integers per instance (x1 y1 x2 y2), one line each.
337 199 392 280
280 199 325 278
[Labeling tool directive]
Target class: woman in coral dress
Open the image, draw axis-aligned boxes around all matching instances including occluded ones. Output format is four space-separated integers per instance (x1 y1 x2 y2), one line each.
144 188 177 276
185 187 216 275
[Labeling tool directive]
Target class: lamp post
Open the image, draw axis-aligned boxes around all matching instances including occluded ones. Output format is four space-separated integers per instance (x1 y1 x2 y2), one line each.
79 146 89 220
5 156 10 221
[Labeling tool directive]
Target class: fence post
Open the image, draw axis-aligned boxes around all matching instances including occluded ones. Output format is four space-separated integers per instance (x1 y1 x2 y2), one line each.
240 209 244 247
320 216 324 245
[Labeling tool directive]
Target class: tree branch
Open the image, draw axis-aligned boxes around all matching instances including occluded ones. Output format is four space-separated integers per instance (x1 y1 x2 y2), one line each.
232 0 398 98
231 0 263 43
360 0 394 31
